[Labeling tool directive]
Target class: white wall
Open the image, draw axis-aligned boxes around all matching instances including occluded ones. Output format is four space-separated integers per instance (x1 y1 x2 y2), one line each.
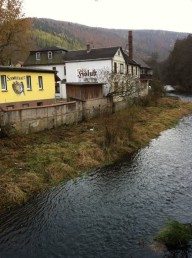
113 49 126 74
66 60 112 96
65 60 112 82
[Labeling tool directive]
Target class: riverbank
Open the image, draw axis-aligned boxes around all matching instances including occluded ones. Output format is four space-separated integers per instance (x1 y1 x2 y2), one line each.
1 97 192 213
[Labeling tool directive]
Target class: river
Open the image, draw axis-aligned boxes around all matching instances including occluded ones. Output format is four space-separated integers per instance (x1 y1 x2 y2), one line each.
1 95 192 258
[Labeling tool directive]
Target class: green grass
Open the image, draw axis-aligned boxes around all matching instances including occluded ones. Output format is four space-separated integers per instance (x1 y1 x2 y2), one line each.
154 220 192 249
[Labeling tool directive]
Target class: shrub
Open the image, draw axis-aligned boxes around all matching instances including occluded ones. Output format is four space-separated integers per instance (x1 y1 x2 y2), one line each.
154 220 192 249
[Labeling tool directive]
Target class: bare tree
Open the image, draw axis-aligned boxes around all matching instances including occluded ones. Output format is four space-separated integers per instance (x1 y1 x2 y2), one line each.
96 68 144 102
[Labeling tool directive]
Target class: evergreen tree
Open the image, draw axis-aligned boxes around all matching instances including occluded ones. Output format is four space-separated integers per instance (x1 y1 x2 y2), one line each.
164 35 192 91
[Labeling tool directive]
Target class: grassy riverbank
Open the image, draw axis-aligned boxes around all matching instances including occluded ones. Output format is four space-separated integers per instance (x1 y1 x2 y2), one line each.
1 97 192 213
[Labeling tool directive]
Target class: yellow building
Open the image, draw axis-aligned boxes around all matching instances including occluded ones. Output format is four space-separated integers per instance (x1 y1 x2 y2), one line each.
0 66 60 109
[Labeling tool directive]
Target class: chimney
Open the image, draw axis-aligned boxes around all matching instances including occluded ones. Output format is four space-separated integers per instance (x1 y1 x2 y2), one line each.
128 30 133 60
86 43 91 53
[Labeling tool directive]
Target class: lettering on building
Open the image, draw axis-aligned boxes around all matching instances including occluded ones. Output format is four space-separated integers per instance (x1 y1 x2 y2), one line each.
77 69 97 78
7 75 26 81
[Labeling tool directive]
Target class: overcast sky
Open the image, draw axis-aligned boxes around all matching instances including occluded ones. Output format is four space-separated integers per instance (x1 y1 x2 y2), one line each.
23 0 192 33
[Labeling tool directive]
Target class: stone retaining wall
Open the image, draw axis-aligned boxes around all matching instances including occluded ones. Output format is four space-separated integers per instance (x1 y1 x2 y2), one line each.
0 97 113 135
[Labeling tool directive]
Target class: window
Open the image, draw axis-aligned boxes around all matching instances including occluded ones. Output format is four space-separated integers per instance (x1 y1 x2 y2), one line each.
118 50 121 56
37 102 43 106
127 65 129 74
55 82 60 93
22 103 29 108
1 75 7 91
120 64 124 74
48 51 52 59
131 66 133 76
38 76 43 90
64 65 66 75
6 105 14 110
52 67 56 71
114 62 117 73
36 52 40 60
26 76 32 90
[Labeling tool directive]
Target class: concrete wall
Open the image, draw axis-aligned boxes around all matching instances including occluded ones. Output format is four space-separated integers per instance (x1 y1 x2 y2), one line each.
0 97 113 135
82 97 112 119
0 101 82 134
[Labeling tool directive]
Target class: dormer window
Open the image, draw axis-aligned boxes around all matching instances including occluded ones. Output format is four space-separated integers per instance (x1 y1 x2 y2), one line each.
48 51 52 59
36 52 40 60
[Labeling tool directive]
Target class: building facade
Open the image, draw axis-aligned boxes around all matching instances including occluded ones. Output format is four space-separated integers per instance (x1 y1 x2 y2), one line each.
23 31 152 101
0 66 60 109
24 46 68 99
64 46 127 98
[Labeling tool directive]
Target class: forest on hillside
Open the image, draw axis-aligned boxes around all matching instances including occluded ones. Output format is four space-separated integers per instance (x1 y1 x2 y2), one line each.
0 7 190 70
162 35 192 91
32 18 189 62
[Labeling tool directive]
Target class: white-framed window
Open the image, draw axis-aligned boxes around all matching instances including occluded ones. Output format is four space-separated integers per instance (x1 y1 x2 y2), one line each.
48 51 52 59
52 67 56 71
1 75 7 91
26 76 32 90
64 65 66 75
38 76 43 90
120 64 124 74
36 52 40 60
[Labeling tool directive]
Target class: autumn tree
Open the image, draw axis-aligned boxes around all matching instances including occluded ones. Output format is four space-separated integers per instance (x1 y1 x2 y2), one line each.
0 0 32 65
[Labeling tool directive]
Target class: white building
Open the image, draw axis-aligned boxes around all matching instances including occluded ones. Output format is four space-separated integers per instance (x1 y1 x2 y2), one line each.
64 45 127 97
23 31 152 100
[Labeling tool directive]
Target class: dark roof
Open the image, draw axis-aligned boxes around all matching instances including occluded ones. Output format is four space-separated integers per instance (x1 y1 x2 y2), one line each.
64 46 123 62
0 66 58 74
133 54 151 69
30 46 69 53
122 51 139 66
23 46 68 66
123 50 151 69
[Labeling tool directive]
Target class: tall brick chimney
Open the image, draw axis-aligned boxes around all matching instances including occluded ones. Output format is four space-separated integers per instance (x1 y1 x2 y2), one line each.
128 31 133 60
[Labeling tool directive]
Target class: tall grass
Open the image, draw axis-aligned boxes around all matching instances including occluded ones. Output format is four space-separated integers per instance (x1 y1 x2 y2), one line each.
154 220 192 249
102 104 140 150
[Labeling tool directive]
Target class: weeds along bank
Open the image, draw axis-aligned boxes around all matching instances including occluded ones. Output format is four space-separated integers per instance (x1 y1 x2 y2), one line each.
1 97 192 213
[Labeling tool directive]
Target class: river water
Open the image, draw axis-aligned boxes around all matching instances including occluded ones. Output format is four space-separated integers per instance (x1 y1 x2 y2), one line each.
1 96 192 258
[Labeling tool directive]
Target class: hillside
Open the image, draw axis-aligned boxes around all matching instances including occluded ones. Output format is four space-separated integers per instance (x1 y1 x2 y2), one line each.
30 18 189 62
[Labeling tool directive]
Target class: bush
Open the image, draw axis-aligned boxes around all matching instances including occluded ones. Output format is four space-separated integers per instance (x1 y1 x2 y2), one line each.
154 220 192 249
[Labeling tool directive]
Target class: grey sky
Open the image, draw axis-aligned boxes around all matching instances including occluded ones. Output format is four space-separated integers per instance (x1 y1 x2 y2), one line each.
23 0 192 33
